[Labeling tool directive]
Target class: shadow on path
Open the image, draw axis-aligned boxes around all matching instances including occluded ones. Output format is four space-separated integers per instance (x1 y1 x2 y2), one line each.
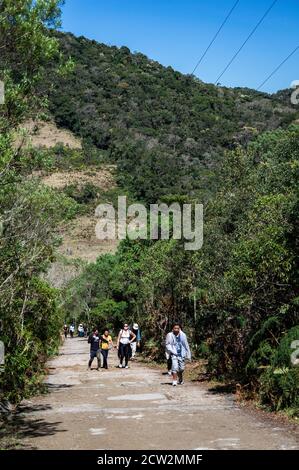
1 404 66 449
44 383 74 391
207 383 236 395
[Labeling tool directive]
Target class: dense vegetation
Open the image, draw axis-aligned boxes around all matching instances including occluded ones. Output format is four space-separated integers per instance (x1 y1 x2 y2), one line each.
52 34 299 415
63 126 299 415
0 1 298 419
49 32 297 203
0 0 77 405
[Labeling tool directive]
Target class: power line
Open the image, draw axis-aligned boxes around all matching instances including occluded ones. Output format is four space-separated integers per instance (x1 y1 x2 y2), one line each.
257 45 299 90
191 0 240 75
215 0 278 85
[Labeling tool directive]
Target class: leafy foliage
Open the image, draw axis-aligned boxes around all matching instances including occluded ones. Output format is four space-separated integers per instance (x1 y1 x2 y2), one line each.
1 6 298 417
49 32 298 203
0 0 75 405
63 126 299 415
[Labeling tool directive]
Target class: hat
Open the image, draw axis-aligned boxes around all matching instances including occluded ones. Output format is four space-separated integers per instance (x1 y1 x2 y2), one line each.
133 323 139 330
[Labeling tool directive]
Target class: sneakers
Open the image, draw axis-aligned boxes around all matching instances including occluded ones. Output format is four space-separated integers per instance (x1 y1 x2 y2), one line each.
125 365 129 369
118 364 123 368
178 380 184 385
172 380 177 387
167 371 172 376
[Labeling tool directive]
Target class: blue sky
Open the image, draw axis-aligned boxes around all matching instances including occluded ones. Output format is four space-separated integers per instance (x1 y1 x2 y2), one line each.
61 0 299 93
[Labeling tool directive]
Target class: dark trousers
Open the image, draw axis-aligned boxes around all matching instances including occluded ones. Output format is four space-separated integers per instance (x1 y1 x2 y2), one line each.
119 343 130 366
101 349 109 369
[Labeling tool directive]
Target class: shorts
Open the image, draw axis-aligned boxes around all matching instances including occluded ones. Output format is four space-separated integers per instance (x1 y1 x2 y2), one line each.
171 355 185 373
90 349 101 360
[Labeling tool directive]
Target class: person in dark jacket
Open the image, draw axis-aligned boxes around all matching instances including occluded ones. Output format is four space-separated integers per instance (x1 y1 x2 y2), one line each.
88 328 101 370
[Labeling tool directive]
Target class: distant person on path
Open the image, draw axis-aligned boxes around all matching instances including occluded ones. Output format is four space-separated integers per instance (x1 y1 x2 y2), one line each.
78 323 84 338
117 323 136 368
131 323 141 359
63 324 68 339
69 324 75 338
88 328 101 370
100 328 113 369
165 323 191 386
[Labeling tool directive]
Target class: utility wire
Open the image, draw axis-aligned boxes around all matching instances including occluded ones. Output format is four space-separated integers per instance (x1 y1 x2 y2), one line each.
257 45 299 90
215 0 278 84
191 0 240 75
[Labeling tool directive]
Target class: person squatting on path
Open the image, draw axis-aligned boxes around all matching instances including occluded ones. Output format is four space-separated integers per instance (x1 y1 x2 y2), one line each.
166 323 191 386
88 328 101 370
78 323 84 337
117 323 136 368
100 328 113 369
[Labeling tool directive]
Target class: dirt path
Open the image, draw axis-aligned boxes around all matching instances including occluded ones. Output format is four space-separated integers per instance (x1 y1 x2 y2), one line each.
18 338 298 450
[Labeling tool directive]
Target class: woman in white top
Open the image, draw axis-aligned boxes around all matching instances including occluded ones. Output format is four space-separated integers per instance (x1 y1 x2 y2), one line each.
117 323 136 368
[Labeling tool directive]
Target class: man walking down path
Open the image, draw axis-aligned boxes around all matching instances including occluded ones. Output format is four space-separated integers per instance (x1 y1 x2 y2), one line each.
166 323 191 386
88 328 101 370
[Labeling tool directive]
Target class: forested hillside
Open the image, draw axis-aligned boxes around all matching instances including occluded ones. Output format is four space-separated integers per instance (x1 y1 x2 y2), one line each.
48 34 299 415
49 32 297 202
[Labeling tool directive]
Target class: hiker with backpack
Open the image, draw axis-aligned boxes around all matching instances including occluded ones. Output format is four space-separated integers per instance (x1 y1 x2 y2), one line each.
165 323 191 386
116 323 136 369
